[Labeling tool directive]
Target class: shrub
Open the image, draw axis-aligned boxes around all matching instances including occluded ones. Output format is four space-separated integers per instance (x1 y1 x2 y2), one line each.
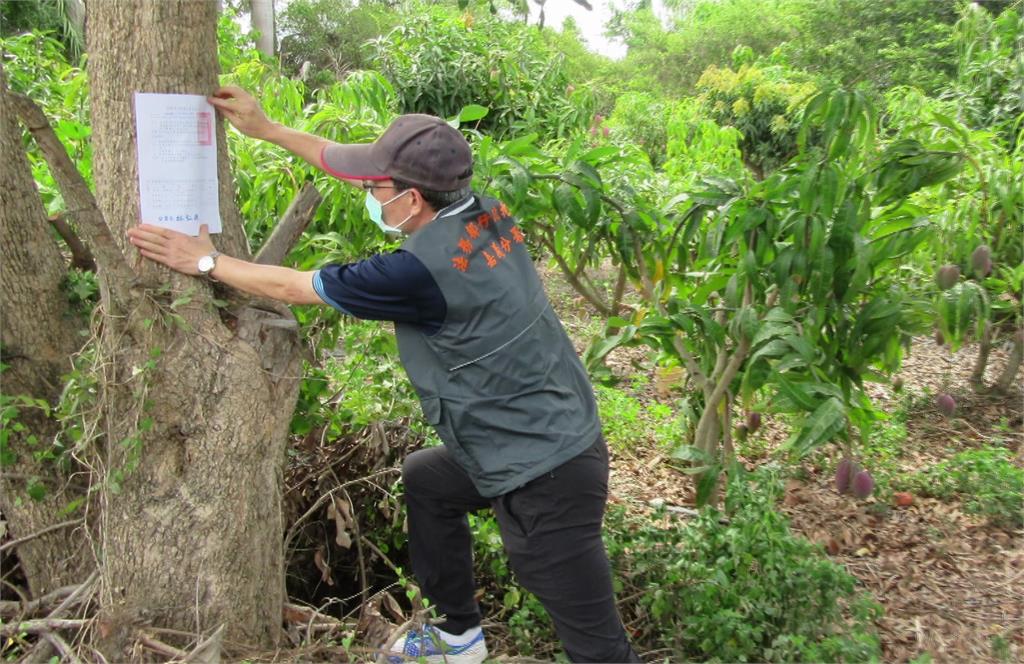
901 447 1024 529
607 466 882 662
594 384 680 451
470 466 882 661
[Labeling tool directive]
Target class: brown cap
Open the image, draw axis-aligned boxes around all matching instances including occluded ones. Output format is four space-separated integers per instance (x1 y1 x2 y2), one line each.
321 114 473 191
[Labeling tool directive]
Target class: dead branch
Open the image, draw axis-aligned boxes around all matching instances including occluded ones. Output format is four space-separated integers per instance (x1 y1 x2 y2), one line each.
182 624 224 663
42 631 84 664
0 618 89 638
375 619 414 664
0 582 77 619
10 93 135 303
359 536 404 577
254 182 323 266
138 632 188 659
49 213 97 271
47 569 99 619
283 468 398 559
0 519 83 554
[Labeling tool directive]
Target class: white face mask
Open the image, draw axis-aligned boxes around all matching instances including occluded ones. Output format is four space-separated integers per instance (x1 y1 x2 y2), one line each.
365 188 412 235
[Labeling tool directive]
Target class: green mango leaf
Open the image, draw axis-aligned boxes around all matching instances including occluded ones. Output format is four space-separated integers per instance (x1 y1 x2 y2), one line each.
458 104 489 123
784 397 846 458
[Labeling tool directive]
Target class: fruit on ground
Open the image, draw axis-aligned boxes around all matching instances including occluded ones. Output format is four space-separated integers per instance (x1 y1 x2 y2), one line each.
835 458 861 495
893 492 914 507
936 393 956 417
745 411 762 433
852 469 874 499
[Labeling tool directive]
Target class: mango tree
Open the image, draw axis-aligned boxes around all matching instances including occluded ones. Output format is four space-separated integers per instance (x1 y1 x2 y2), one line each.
482 90 964 505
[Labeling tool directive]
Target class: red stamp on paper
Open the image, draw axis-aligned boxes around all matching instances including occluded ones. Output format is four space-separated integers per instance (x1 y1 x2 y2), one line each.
197 111 212 146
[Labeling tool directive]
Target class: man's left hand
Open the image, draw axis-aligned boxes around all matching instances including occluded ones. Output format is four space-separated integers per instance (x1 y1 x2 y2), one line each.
127 224 216 275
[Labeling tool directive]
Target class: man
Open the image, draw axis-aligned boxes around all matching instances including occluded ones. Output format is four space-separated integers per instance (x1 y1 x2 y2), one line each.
127 86 640 664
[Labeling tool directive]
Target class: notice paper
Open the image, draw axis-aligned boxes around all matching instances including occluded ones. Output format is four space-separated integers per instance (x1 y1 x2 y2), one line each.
134 93 221 236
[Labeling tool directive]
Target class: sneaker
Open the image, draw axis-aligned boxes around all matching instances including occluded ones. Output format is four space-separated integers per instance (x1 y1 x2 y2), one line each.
387 624 488 664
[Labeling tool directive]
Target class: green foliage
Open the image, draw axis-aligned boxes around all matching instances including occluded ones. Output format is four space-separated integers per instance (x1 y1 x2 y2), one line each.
1 31 92 210
609 0 801 96
663 99 746 184
594 384 680 451
369 2 594 139
291 319 418 437
884 84 1023 348
0 0 83 61
277 0 400 90
571 90 963 481
945 5 1024 147
774 0 960 95
900 447 1024 529
606 92 673 167
468 466 882 661
607 466 882 661
61 268 98 312
696 63 817 177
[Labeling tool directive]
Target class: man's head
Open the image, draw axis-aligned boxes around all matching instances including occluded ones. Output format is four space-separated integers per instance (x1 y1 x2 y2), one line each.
324 114 473 233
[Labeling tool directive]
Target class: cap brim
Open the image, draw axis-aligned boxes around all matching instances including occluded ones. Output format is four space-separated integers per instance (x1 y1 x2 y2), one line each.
321 143 390 182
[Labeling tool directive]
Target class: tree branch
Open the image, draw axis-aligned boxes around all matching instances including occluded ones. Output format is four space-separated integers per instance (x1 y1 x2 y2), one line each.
254 182 322 266
610 263 626 317
49 213 96 271
42 632 83 664
0 618 89 638
0 585 76 619
0 519 83 554
10 93 135 301
138 632 188 659
535 223 612 316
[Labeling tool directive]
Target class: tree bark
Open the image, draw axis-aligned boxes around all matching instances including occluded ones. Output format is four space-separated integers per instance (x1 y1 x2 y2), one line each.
0 63 93 598
85 0 301 655
251 0 276 57
970 325 992 392
994 330 1023 394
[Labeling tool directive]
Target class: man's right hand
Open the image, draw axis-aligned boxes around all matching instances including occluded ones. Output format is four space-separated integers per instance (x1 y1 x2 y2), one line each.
208 86 274 140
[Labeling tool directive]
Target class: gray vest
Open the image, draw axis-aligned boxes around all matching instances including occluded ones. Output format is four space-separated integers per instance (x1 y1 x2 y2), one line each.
396 194 600 497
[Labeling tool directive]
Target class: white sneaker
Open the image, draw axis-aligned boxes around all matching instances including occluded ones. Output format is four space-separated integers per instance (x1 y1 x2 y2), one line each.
386 624 488 664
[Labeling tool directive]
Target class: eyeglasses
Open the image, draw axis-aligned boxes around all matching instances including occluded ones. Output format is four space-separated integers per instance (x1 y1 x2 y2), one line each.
361 182 395 191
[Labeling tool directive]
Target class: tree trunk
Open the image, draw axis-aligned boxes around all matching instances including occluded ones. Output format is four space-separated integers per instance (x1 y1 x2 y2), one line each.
85 0 301 655
970 325 992 392
994 329 1023 394
251 0 276 57
0 63 92 597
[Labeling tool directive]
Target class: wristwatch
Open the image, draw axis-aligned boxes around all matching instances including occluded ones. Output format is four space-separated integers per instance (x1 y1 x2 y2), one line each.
197 250 222 276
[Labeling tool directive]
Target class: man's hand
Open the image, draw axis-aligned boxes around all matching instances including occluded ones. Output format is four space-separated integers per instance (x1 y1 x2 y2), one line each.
127 224 217 275
208 86 274 140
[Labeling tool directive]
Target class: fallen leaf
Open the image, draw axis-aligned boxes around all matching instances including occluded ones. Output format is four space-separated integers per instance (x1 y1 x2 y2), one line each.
381 592 405 623
314 547 334 586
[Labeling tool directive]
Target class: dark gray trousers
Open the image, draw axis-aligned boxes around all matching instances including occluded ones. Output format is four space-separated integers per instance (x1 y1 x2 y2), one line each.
401 435 641 663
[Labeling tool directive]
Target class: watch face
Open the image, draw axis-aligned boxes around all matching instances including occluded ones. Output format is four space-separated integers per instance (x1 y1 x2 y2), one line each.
198 255 214 273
